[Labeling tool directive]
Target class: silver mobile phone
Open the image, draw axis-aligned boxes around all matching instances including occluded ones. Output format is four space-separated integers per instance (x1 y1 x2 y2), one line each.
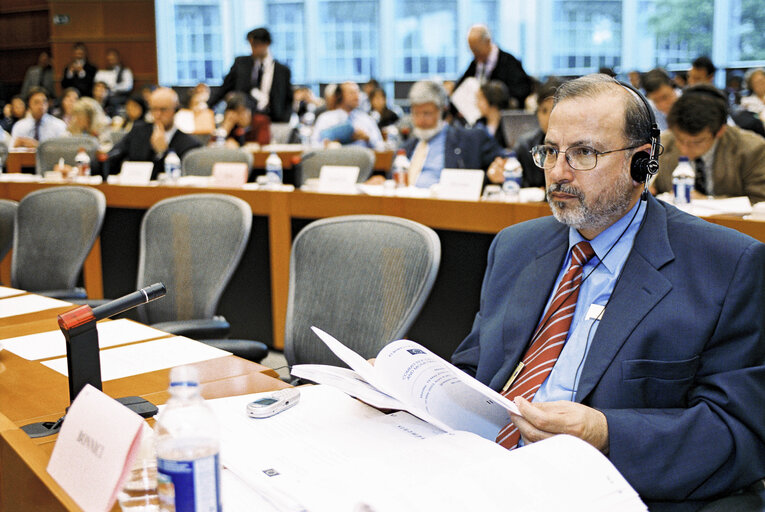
246 388 301 418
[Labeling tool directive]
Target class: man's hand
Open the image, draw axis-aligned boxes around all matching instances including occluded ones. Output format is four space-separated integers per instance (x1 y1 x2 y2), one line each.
487 156 506 184
510 397 609 454
13 137 38 149
352 129 370 142
150 122 168 154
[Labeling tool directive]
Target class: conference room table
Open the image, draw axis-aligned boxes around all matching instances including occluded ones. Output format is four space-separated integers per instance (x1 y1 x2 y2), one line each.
0 291 289 511
5 146 395 176
1 179 764 357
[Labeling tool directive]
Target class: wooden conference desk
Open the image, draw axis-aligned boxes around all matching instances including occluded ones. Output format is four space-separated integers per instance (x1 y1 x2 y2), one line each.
0 294 288 511
5 147 395 175
1 180 764 355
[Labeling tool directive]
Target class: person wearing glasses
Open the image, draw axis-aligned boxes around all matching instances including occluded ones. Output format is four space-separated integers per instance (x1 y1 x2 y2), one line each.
452 73 765 509
107 87 200 179
652 84 765 205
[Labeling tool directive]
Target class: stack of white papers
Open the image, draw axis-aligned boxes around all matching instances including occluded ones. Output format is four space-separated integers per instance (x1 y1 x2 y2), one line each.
208 385 647 512
2 319 168 360
0 294 70 318
0 286 24 298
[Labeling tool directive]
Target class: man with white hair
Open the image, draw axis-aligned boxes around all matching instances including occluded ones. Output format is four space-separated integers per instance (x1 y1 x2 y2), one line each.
456 24 532 108
398 80 505 188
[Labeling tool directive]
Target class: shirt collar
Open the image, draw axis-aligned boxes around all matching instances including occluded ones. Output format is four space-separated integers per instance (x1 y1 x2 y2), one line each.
567 199 646 274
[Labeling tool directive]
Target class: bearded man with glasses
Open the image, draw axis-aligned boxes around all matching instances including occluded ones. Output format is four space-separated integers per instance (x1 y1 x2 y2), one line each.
452 73 765 510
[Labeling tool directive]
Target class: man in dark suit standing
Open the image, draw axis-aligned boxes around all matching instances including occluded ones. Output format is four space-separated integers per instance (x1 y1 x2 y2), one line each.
456 25 532 109
107 87 200 179
208 27 293 123
61 42 98 98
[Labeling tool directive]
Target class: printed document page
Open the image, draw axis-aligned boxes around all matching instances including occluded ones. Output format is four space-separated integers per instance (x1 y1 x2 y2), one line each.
42 336 230 380
3 319 169 360
0 294 69 318
209 385 646 512
0 287 24 298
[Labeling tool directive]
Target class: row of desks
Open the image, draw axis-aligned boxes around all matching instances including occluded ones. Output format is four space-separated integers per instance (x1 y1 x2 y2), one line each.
5 147 395 174
1 180 764 352
0 294 288 511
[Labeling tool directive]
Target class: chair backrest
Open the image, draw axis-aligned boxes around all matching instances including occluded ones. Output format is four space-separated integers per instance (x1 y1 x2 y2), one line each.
270 122 296 144
12 186 106 292
110 130 127 145
0 141 8 171
297 147 375 186
136 193 252 324
284 215 441 368
0 199 18 264
35 135 99 175
500 110 540 148
181 147 254 177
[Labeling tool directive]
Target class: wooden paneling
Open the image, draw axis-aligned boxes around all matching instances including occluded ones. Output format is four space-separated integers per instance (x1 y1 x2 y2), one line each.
0 2 50 97
49 0 158 94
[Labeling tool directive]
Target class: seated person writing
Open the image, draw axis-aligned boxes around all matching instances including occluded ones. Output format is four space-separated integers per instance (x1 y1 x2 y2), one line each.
311 81 383 150
452 73 765 510
107 87 200 179
652 84 765 205
370 80 505 188
216 92 252 147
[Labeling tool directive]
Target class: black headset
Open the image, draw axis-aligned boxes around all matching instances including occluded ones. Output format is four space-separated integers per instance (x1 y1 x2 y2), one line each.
617 81 661 185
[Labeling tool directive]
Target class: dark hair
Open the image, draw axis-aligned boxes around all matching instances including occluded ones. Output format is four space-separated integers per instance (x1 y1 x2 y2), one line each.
370 87 386 101
480 80 510 109
126 94 147 117
62 87 80 99
247 27 272 45
365 78 380 89
692 56 716 76
598 67 617 78
667 84 728 134
224 91 249 111
26 86 48 103
554 73 651 148
73 42 87 52
642 68 673 95
537 77 564 103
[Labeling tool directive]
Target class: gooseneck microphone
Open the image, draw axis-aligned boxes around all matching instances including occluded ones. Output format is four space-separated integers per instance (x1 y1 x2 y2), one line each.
92 282 166 321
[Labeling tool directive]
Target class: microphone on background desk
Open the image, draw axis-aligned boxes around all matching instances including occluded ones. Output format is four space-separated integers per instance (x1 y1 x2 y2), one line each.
21 283 167 438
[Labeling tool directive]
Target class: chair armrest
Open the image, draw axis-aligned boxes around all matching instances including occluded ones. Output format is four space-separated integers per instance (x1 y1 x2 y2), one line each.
151 317 231 339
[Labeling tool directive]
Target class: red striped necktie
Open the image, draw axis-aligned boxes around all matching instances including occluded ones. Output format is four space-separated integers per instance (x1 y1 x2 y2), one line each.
496 240 596 449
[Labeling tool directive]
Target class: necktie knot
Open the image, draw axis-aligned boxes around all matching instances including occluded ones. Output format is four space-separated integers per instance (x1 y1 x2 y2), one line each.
571 241 595 268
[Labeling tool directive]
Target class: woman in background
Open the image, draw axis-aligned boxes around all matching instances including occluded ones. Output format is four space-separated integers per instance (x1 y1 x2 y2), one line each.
67 97 111 145
475 80 510 149
369 87 399 130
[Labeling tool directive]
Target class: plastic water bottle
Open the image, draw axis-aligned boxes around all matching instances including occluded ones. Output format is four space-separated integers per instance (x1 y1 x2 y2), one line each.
214 127 227 146
75 147 91 177
164 150 181 183
155 366 221 512
391 149 409 188
672 156 694 206
265 151 283 186
502 151 523 202
385 126 400 151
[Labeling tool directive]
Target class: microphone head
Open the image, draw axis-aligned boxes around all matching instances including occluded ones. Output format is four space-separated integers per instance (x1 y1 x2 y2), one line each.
143 282 166 302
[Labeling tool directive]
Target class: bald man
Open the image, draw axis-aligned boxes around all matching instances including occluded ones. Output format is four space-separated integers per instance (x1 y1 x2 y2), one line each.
455 24 532 108
107 87 201 179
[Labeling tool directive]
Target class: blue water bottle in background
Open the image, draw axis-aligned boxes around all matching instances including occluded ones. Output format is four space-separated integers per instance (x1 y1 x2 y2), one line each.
155 366 221 512
502 151 523 202
672 156 694 205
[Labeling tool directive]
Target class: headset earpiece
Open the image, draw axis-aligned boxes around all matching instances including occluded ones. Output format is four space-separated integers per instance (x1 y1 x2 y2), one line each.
619 80 661 186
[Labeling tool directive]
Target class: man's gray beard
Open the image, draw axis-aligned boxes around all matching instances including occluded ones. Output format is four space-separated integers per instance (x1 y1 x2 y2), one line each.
413 121 444 142
546 171 634 233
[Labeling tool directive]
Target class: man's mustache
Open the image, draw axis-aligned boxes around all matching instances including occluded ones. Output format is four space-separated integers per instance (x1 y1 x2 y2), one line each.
546 183 584 202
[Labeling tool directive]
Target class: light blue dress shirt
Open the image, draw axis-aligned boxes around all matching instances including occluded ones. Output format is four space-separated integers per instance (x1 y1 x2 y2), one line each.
413 126 448 188
11 114 67 144
534 198 647 403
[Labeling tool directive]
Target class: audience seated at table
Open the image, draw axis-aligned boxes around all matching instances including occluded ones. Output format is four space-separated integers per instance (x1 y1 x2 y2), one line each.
52 87 80 127
653 84 765 205
512 77 563 188
369 87 399 130
107 87 201 179
113 95 148 134
20 51 55 100
688 55 717 86
10 87 67 148
741 68 765 115
93 48 134 111
1 95 26 133
642 68 679 131
311 81 383 150
92 81 116 119
175 87 216 134
217 92 252 147
475 80 511 149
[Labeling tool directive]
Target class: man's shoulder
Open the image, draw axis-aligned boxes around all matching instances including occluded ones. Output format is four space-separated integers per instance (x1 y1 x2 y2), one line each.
44 114 67 129
721 124 765 151
494 216 563 249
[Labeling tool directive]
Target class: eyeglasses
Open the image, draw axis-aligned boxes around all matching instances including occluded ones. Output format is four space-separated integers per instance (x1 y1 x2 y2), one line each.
530 144 642 171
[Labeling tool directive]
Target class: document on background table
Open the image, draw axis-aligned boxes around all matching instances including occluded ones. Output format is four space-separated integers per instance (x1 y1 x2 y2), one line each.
450 77 482 125
3 319 169 360
290 326 520 440
0 286 25 299
0 294 70 318
208 385 647 512
41 336 230 380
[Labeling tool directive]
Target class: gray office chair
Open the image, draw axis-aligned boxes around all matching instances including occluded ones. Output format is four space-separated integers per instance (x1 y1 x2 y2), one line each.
0 141 8 172
698 481 765 512
181 146 253 177
110 130 127 146
284 215 441 369
270 122 296 144
12 186 106 298
35 135 99 175
297 146 375 187
500 110 540 148
0 200 18 274
135 194 268 362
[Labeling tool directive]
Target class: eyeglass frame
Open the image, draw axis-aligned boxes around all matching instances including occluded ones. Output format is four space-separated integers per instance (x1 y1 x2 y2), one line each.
530 144 644 171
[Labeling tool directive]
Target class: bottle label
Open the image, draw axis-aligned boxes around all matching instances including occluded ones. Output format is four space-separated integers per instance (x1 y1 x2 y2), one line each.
157 454 221 512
